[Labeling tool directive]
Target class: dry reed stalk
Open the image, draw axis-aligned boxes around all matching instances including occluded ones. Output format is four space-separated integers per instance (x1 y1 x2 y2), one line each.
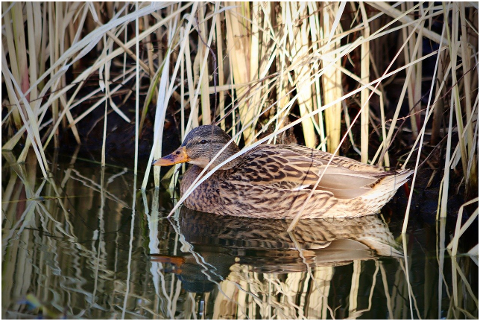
225 2 257 144
321 2 343 154
184 19 199 130
248 2 260 124
291 3 317 148
2 3 22 128
458 3 478 194
430 49 447 145
446 5 468 178
308 2 327 151
359 3 370 163
401 2 419 139
215 9 226 130
197 4 211 125
274 3 292 141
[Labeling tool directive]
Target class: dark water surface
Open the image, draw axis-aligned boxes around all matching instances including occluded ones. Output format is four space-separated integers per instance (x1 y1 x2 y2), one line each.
2 151 478 319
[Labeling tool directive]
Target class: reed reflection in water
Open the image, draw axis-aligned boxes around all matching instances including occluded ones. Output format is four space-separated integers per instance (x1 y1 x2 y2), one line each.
1 150 477 319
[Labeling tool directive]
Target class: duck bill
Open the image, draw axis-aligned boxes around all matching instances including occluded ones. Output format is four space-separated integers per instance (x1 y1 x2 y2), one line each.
153 146 190 166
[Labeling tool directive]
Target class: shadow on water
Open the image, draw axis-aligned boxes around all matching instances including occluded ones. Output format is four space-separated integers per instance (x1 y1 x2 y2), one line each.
2 150 478 319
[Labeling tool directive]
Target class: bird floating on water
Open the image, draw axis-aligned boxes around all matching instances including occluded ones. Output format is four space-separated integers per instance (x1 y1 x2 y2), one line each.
153 125 412 219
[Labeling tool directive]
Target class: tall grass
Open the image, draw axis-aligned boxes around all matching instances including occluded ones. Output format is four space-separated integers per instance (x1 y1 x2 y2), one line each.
2 3 478 249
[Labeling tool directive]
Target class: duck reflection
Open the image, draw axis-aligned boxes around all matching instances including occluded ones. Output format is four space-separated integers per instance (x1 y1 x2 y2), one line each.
152 207 402 294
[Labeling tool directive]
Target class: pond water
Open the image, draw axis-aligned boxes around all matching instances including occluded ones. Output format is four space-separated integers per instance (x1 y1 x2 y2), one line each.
2 150 478 319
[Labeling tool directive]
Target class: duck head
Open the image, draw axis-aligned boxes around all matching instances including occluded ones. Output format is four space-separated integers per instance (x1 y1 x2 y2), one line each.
153 125 241 170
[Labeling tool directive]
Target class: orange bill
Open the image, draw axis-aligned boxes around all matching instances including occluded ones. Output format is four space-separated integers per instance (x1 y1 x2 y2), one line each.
152 146 189 166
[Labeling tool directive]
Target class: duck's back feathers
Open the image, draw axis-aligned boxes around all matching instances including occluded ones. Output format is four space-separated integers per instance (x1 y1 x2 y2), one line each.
235 144 391 200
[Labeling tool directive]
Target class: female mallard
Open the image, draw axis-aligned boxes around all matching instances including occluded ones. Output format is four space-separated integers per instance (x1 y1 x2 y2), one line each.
153 125 412 219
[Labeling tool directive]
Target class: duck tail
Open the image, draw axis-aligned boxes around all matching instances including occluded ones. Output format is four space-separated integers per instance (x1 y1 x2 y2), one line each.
388 169 414 187
361 169 414 212
375 169 413 193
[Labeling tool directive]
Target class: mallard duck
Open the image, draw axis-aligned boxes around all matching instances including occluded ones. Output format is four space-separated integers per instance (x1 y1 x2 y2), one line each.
153 125 412 219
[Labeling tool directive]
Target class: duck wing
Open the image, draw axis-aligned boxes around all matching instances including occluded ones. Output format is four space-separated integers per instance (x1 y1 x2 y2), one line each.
235 145 390 199
217 180 338 219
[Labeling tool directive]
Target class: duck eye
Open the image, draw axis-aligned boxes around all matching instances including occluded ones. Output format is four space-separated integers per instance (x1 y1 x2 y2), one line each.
199 139 207 145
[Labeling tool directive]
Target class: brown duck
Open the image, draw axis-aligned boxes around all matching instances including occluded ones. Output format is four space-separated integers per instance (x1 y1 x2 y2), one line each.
153 125 412 219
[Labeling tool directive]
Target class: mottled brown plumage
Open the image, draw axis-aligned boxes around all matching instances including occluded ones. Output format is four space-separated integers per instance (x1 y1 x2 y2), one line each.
153 125 413 219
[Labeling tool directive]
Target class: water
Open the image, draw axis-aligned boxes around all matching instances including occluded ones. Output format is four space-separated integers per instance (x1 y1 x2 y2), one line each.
2 150 478 319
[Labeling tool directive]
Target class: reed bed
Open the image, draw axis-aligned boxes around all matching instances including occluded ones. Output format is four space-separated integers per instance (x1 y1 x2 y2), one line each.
2 3 478 311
